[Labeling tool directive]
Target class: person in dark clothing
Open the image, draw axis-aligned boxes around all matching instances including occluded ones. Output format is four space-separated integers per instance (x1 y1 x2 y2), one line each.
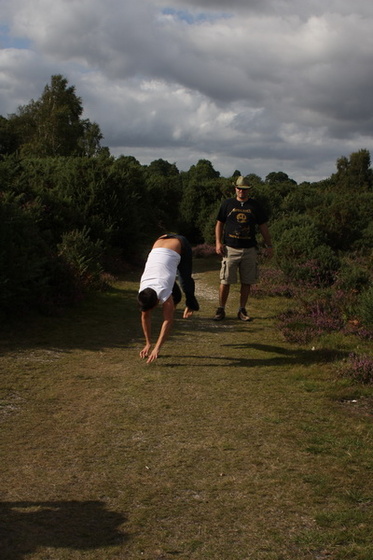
213 176 273 321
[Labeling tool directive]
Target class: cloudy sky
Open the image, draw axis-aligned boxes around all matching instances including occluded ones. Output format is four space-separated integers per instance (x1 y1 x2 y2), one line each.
1 0 372 182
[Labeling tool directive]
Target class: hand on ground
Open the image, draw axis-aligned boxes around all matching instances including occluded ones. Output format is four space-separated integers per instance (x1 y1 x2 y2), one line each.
140 344 151 359
183 307 194 318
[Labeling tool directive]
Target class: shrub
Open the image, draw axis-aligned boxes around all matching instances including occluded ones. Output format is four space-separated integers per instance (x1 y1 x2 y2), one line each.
277 303 344 344
36 255 84 314
251 266 294 298
356 286 373 328
192 243 216 258
277 287 346 344
288 253 339 287
57 227 104 291
339 352 373 384
334 259 371 292
0 194 48 315
276 225 340 287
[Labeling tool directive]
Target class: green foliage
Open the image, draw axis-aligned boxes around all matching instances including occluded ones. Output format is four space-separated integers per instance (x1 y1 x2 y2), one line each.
276 223 340 286
334 149 372 190
335 258 371 293
1 74 372 320
281 184 320 215
201 200 221 244
108 155 154 254
0 193 48 315
255 174 298 220
0 151 156 314
57 227 104 290
183 158 220 182
309 191 373 251
144 159 182 233
7 74 104 157
0 116 18 155
265 171 297 185
357 286 373 328
276 222 324 260
270 213 315 240
179 160 224 243
354 219 373 253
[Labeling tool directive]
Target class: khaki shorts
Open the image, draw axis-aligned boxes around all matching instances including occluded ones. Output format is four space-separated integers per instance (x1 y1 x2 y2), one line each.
220 246 259 285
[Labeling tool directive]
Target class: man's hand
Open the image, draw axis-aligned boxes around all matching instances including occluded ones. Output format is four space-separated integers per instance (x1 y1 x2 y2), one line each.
264 247 274 258
216 242 226 257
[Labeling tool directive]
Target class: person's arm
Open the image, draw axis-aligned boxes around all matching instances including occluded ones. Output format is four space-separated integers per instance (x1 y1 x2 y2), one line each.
215 220 225 256
145 297 175 363
139 310 153 359
259 223 274 257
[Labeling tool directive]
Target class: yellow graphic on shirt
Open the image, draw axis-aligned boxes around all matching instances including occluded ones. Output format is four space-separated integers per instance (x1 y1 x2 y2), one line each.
236 213 247 223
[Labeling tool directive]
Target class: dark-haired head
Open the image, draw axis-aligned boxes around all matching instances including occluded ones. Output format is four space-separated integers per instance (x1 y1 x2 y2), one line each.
138 288 158 312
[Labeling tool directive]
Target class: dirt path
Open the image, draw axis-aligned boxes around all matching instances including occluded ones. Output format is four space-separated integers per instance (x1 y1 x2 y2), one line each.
1 271 372 560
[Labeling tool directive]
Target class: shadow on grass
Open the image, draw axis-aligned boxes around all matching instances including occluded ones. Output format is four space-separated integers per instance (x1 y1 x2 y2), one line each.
0 500 127 560
160 344 348 369
0 286 141 354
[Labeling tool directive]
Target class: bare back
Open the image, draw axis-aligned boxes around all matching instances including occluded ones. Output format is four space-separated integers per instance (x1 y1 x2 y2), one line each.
152 236 182 254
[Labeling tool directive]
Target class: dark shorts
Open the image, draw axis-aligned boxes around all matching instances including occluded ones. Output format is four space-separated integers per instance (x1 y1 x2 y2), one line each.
220 246 259 285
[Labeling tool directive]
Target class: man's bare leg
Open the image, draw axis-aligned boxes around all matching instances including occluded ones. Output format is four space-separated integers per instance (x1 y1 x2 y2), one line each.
219 283 230 307
240 283 251 309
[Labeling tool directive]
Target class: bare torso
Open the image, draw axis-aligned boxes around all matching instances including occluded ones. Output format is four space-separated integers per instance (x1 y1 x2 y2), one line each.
152 236 182 254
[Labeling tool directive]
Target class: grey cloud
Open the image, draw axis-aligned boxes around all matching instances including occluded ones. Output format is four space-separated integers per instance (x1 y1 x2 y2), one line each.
1 0 372 182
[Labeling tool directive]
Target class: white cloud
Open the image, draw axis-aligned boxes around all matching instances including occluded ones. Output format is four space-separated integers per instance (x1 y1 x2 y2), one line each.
0 0 372 182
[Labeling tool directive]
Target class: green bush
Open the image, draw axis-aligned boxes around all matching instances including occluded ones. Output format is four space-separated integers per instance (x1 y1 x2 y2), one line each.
57 227 104 290
335 259 371 293
0 194 48 315
270 214 315 242
275 224 340 286
357 286 373 328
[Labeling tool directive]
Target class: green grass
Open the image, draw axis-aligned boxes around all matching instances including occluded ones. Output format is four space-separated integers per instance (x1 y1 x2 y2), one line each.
1 261 372 559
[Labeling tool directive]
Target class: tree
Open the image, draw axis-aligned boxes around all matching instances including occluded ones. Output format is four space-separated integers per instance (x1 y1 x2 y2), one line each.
183 159 220 185
79 120 104 157
333 149 372 191
144 159 182 233
8 75 103 157
0 116 19 155
265 171 296 185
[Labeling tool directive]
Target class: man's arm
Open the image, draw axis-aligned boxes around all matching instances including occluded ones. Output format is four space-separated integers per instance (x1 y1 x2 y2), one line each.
215 220 225 256
144 297 175 363
259 223 274 257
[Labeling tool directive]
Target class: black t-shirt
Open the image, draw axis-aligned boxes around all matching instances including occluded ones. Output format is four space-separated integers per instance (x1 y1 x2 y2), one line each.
216 197 268 249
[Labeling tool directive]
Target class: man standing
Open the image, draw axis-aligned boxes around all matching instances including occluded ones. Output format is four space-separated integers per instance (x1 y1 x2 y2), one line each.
138 234 199 363
213 176 273 321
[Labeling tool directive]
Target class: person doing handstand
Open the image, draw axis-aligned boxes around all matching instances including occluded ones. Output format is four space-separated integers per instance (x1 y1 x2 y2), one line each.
138 234 199 363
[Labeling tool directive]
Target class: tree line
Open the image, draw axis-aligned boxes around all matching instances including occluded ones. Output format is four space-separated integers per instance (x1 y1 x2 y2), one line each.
1 75 372 319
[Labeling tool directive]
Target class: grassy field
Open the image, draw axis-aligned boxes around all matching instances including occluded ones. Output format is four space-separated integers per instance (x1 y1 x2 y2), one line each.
1 259 372 560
